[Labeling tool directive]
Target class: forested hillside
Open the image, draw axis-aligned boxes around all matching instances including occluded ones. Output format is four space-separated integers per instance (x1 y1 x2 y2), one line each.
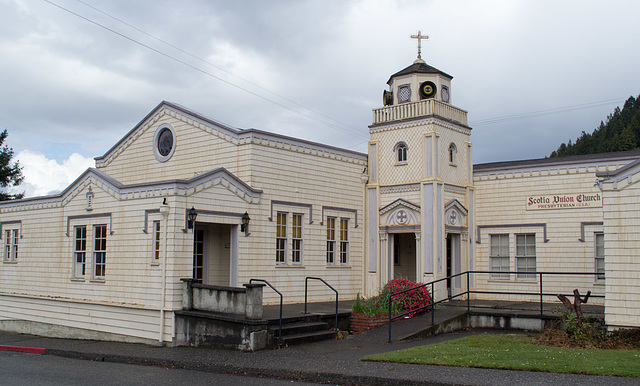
549 95 640 157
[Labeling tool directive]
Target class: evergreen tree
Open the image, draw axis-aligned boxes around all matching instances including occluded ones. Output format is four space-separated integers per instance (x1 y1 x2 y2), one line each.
0 130 24 201
550 94 640 157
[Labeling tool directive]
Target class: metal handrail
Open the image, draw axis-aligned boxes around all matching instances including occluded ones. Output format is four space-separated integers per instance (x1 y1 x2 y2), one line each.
305 277 339 331
387 270 605 343
250 278 284 345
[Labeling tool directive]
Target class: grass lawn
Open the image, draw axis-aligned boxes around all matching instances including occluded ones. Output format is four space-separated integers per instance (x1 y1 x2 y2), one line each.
362 334 640 377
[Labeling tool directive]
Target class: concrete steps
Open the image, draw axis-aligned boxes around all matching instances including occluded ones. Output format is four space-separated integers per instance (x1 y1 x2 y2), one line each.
269 320 337 347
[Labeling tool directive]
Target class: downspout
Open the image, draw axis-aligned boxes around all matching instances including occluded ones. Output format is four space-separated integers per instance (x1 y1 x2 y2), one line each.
158 201 170 344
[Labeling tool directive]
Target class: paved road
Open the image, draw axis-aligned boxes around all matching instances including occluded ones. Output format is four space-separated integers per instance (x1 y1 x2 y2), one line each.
0 351 318 386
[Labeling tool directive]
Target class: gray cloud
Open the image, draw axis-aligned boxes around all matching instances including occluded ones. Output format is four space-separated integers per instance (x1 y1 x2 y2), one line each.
1 0 639 198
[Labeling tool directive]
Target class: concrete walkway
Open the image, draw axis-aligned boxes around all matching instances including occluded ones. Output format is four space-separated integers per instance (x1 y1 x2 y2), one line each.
0 301 630 386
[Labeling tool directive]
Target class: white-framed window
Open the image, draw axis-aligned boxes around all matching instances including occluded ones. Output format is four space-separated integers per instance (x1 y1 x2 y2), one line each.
93 224 107 279
394 142 408 164
326 217 336 264
595 232 604 281
490 234 509 279
4 229 19 262
153 220 161 262
73 226 87 278
515 233 536 279
276 212 287 264
448 143 457 165
339 218 349 265
291 213 303 264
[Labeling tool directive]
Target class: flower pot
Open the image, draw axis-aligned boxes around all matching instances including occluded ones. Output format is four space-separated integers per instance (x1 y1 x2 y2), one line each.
349 312 395 334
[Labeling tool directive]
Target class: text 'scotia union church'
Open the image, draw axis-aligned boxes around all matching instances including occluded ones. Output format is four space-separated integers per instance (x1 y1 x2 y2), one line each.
1 37 639 347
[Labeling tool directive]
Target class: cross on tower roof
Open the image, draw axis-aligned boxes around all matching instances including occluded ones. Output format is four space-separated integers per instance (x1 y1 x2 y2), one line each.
410 31 429 63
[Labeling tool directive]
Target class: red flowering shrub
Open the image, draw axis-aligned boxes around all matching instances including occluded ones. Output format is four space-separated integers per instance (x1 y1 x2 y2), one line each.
383 278 432 317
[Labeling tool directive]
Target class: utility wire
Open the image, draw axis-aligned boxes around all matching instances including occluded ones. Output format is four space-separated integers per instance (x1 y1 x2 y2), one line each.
470 98 624 126
43 1 628 145
44 0 369 140
72 0 367 139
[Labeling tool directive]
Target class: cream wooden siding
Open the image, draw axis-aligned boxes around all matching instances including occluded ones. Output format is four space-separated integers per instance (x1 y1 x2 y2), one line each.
602 166 640 328
0 295 171 342
474 166 607 304
98 111 241 185
0 181 179 341
239 142 366 304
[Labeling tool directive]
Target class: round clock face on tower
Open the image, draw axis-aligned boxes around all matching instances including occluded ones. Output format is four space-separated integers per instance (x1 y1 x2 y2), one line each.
419 81 437 99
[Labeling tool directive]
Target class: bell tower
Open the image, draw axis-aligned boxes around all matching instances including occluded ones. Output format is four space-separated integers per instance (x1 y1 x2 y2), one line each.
365 32 474 301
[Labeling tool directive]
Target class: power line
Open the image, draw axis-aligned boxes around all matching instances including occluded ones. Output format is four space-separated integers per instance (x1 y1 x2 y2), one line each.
43 0 369 140
470 98 624 126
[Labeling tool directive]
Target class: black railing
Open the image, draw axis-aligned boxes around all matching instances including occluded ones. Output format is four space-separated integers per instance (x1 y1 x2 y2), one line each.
387 270 604 343
250 278 284 345
305 277 339 331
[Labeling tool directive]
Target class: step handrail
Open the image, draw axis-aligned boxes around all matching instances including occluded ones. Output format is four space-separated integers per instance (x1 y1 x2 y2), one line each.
250 278 284 345
386 270 606 343
304 277 339 331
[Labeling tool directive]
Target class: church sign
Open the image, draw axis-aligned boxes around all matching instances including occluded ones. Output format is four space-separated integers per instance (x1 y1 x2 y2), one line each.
526 193 602 210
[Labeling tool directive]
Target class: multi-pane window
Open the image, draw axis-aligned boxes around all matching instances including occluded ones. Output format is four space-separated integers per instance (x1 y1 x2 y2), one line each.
4 229 18 262
73 226 87 278
276 212 287 264
339 218 349 265
193 229 204 282
515 233 536 279
490 234 509 279
153 221 161 262
93 224 107 279
291 213 303 264
396 143 407 163
326 217 336 264
595 232 605 281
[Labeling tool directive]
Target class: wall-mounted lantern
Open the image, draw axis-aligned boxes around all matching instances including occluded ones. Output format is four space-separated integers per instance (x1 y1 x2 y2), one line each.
187 207 198 230
240 211 251 235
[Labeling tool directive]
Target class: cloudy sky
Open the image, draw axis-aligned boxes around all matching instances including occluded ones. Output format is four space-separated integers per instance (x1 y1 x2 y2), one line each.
2 0 639 198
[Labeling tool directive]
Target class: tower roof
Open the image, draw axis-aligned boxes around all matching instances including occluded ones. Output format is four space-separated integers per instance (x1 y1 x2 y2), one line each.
387 62 453 85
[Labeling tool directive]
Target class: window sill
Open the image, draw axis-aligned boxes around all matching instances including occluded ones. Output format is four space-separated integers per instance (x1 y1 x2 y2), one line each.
394 162 407 166
275 264 305 268
90 279 106 283
70 278 85 282
2 260 18 264
326 265 351 269
594 280 605 285
449 163 457 167
151 262 160 267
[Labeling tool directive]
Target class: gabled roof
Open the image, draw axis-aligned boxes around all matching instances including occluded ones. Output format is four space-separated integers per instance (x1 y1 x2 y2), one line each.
379 198 421 215
445 199 468 216
0 166 262 209
474 149 640 173
95 101 367 167
387 62 453 85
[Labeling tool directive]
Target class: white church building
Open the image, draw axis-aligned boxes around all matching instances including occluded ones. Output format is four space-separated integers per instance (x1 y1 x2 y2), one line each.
1 42 639 345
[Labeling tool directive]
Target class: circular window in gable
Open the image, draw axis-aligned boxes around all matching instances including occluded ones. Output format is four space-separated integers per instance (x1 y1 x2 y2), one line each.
153 124 176 162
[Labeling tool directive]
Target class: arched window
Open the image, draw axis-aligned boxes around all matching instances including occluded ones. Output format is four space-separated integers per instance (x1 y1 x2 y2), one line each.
395 142 408 164
448 143 457 165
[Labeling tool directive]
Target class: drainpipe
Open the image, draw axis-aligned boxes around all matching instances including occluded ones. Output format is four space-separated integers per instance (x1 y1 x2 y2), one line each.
158 201 170 344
